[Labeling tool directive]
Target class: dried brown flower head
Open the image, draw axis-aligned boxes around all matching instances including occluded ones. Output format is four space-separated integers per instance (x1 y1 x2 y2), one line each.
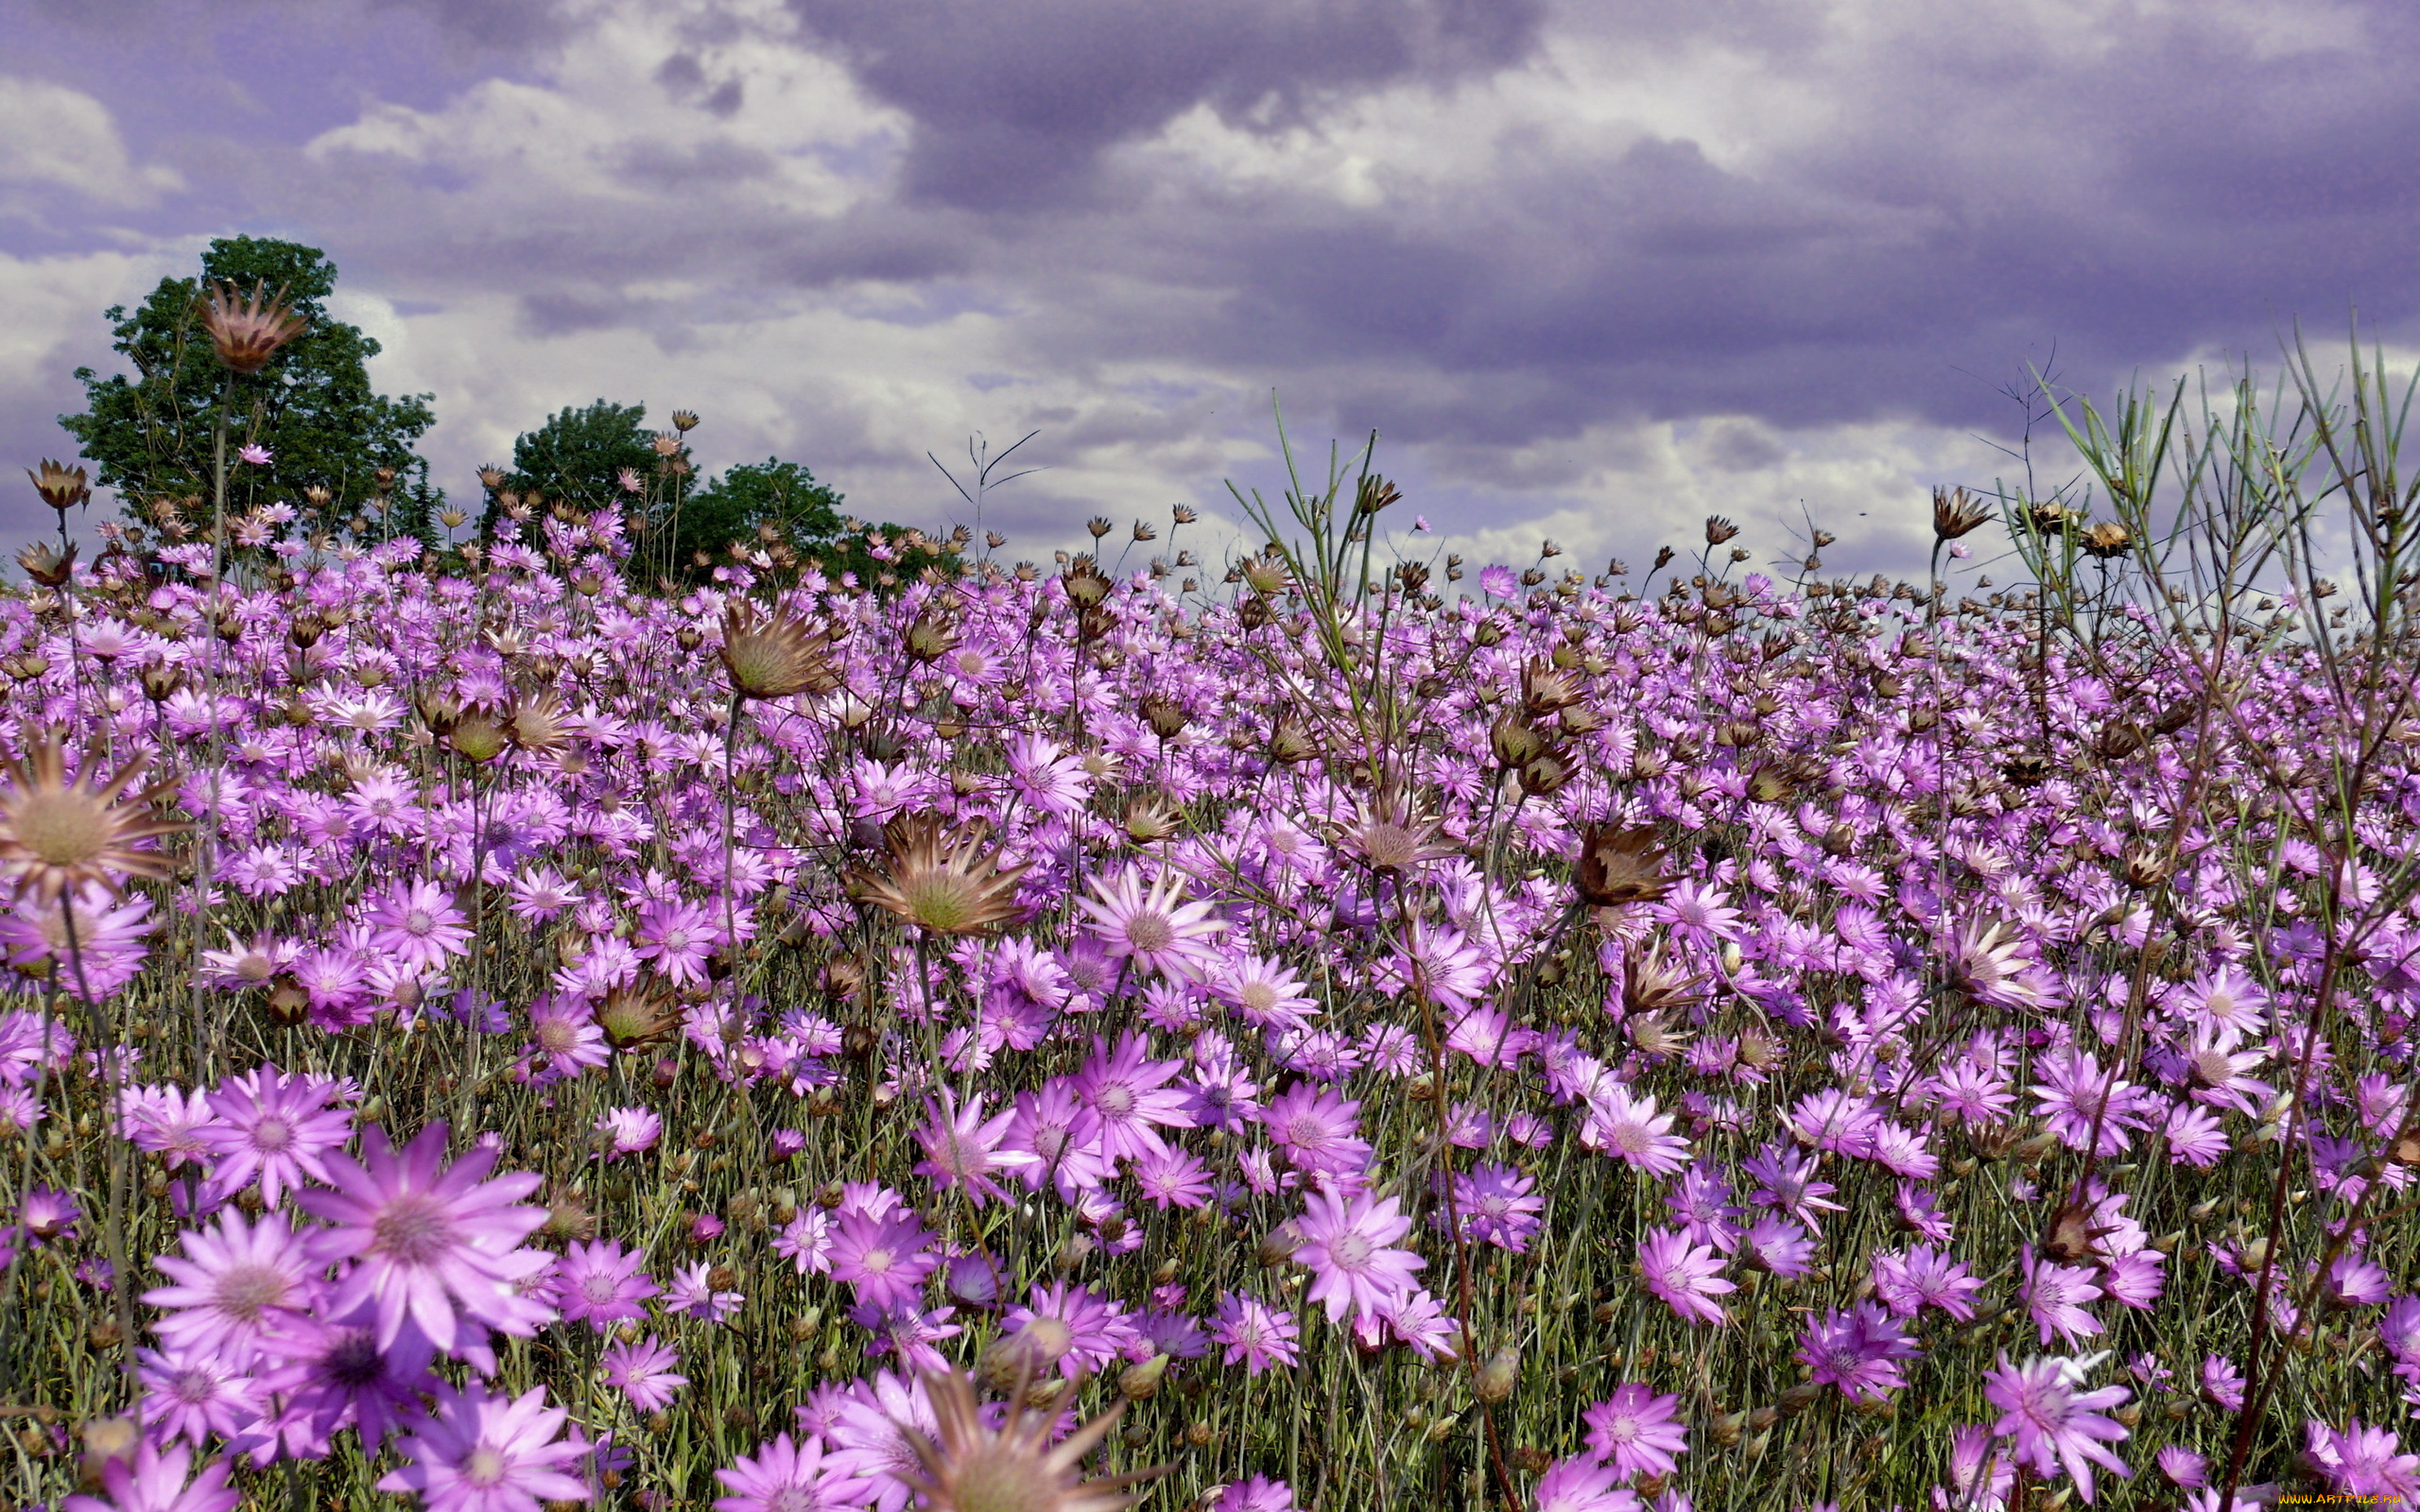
0 730 186 903
1521 657 1583 715
201 282 307 375
594 983 684 1052
1063 556 1115 609
1932 485 1992 541
849 814 1028 937
900 1366 1167 1512
1621 939 1700 1017
28 460 90 515
16 541 75 588
1120 792 1182 845
1704 515 1740 546
719 600 838 701
1575 823 1670 908
2079 521 2133 559
503 690 569 755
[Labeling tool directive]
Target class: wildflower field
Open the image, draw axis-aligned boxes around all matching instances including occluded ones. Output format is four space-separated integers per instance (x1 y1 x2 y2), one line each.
4 357 2420 1512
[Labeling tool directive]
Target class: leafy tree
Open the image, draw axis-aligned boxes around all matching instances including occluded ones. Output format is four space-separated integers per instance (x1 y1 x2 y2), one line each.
58 236 441 544
493 399 666 523
679 457 951 588
677 457 841 571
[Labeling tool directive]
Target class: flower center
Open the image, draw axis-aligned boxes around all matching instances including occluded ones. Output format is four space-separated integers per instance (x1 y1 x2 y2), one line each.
250 1116 293 1152
212 1263 289 1322
12 792 110 868
1329 1233 1374 1272
461 1446 509 1487
1093 1084 1135 1118
372 1192 459 1265
579 1273 621 1304
404 908 434 937
173 1368 217 1404
1124 912 1174 954
1239 982 1278 1015
1601 1414 1638 1445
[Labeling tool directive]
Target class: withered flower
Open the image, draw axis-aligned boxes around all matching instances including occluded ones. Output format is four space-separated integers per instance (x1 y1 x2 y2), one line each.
2079 521 2133 559
1621 939 1700 1017
503 689 570 756
593 983 684 1052
1520 657 1584 715
17 541 76 588
1575 823 1670 908
2040 1201 2118 1265
719 600 838 701
1932 485 1992 541
201 281 307 375
1704 515 1741 546
848 814 1028 937
900 1366 1167 1512
28 460 90 514
670 409 701 433
1120 792 1182 845
1063 556 1115 609
0 730 186 903
906 610 960 664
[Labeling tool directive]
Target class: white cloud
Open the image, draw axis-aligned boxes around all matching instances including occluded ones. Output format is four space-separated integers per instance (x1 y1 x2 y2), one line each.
0 77 183 207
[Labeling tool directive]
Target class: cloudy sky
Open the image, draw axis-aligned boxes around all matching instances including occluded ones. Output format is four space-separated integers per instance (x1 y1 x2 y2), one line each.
3 0 2414 576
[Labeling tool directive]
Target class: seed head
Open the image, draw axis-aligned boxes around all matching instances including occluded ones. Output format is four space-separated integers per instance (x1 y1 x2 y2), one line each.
27 460 89 515
0 730 187 904
1575 823 1670 908
900 1365 1167 1512
719 600 838 701
503 690 570 755
2080 520 2133 559
1932 485 1992 541
848 814 1028 937
1704 516 1741 546
201 281 307 375
16 541 75 588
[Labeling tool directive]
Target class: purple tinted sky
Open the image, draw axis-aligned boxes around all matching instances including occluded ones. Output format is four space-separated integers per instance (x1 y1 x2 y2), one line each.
5 0 2417 573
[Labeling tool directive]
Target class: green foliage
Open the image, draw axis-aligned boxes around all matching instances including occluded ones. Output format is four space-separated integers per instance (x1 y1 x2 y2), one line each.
57 236 441 544
493 399 667 528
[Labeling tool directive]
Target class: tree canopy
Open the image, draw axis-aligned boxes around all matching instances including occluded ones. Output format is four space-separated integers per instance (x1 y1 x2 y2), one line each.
57 236 441 544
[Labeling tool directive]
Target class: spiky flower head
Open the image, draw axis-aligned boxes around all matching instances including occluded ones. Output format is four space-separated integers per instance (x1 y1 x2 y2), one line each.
718 600 838 701
898 1365 1167 1512
503 689 569 755
28 460 90 515
2080 521 2133 559
1577 824 1670 908
17 540 76 588
1933 485 1993 541
849 814 1029 937
201 281 307 375
0 730 186 904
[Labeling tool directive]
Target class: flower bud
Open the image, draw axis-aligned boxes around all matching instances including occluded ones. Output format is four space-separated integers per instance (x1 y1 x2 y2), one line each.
1475 1346 1519 1404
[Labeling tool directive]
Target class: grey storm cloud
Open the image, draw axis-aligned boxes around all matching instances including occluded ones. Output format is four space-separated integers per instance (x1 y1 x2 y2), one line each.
9 0 2420 557
779 0 1548 207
